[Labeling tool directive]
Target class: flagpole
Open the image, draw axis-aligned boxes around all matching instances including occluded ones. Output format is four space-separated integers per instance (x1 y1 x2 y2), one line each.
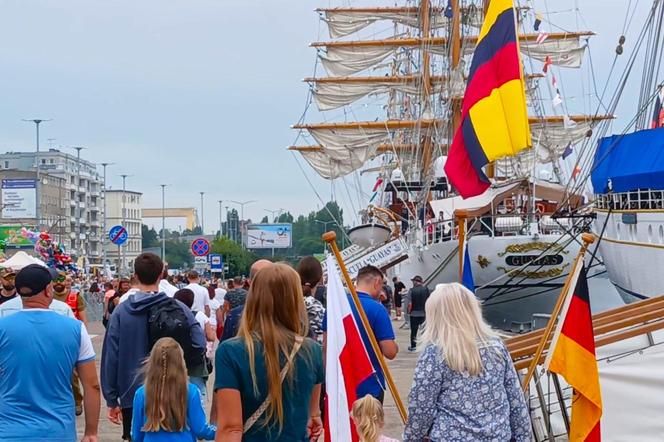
323 231 408 425
455 209 467 280
521 232 596 390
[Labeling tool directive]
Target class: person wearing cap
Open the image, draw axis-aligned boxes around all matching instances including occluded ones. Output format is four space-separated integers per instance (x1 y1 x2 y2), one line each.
0 264 100 442
322 265 398 404
407 275 431 352
52 274 88 327
52 273 88 416
0 268 17 305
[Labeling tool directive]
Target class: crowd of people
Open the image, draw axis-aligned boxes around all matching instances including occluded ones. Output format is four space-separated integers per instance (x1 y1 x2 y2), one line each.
0 251 532 442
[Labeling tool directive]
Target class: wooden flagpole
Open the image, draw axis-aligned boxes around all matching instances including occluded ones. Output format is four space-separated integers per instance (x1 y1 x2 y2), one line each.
520 232 596 390
323 231 408 424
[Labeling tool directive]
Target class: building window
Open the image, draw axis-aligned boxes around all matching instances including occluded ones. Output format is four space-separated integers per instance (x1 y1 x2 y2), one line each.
4 161 8 168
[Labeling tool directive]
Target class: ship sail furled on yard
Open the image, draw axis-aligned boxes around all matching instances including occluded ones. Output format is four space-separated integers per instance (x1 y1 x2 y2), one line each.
290 0 613 331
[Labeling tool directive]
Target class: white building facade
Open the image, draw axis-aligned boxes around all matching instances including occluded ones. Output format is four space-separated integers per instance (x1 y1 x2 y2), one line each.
0 149 104 263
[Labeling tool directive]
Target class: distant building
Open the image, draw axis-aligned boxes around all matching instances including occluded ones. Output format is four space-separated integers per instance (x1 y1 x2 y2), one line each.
225 208 240 243
104 190 143 273
0 169 67 244
0 149 103 263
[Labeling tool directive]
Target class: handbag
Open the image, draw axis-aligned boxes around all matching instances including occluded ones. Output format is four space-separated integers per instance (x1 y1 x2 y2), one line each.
243 336 304 433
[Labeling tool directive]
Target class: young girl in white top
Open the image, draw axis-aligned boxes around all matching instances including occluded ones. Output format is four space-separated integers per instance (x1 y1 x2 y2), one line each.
352 395 400 442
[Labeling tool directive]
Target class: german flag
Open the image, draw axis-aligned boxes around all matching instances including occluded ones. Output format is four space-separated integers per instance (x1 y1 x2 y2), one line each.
545 265 602 441
444 0 531 198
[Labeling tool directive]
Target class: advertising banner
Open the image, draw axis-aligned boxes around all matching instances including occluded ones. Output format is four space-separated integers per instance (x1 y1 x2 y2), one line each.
2 179 36 219
246 223 292 249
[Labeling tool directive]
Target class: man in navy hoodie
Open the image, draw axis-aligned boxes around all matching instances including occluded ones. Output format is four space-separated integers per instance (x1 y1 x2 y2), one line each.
101 253 206 441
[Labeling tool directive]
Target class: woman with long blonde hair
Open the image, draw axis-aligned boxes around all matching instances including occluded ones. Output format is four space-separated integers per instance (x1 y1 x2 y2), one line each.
214 263 324 441
403 283 532 442
131 337 216 441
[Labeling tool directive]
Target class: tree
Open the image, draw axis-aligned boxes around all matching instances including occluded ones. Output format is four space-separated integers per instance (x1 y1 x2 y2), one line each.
164 240 194 269
141 225 159 249
211 237 257 276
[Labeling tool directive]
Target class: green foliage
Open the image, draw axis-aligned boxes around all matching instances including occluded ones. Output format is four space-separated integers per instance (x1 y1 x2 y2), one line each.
163 240 194 269
211 236 257 276
142 225 159 249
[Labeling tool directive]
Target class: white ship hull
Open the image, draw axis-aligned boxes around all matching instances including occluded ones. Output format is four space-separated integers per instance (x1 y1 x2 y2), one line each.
594 209 664 302
393 232 582 331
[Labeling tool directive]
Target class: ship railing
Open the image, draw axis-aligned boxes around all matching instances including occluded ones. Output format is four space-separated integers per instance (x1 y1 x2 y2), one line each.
595 189 664 210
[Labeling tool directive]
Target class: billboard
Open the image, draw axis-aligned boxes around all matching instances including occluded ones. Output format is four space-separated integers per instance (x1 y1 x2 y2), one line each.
0 225 36 249
246 223 292 249
2 179 36 219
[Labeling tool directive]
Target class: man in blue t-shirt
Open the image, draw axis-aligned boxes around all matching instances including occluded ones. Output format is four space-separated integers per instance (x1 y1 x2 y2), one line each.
323 265 398 403
0 264 100 442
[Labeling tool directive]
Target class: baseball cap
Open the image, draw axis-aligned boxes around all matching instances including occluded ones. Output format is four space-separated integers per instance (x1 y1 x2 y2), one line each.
0 268 16 280
15 264 58 297
411 275 424 283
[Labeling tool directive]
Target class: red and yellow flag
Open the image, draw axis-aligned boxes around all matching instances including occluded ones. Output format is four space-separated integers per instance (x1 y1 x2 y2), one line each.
444 0 531 198
545 265 602 441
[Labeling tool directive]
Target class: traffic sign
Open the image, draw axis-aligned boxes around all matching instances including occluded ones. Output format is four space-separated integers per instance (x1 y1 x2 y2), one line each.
191 238 210 257
193 256 209 269
209 254 223 271
109 225 128 246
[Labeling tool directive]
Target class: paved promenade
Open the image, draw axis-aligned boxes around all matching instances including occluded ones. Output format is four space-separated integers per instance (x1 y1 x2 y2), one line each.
77 318 418 440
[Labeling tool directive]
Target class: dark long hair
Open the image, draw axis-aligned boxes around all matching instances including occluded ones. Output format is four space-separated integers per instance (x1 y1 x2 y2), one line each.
296 256 323 297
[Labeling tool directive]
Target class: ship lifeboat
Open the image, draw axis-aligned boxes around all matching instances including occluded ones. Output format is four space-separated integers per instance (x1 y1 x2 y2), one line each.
347 223 392 248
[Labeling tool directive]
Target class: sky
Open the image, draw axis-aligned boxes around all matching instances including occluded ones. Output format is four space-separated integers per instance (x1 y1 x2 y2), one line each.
0 0 652 232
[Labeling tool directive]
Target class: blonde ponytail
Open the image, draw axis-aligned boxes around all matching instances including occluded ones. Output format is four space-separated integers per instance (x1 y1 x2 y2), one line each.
351 395 385 442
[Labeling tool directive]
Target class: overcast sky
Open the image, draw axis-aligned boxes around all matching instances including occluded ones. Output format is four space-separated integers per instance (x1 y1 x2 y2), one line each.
0 0 650 232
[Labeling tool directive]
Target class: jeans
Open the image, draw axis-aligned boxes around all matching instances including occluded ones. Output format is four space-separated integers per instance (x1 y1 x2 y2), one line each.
410 316 425 348
189 376 208 406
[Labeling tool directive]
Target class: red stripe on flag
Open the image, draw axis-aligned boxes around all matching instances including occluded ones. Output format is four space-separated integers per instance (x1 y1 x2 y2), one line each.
561 292 595 355
444 127 491 198
586 421 601 442
461 42 522 117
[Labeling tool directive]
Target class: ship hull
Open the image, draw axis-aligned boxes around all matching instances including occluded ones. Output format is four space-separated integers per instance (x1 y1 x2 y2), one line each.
392 233 581 332
594 209 664 302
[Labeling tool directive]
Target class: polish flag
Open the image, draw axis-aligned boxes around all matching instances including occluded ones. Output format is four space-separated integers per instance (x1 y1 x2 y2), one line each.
324 256 375 442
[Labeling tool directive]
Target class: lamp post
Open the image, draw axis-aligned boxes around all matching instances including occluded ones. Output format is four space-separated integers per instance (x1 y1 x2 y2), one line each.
230 200 257 249
73 147 85 260
199 192 205 235
22 118 51 229
99 162 114 273
315 219 336 254
160 184 168 261
264 208 285 223
120 174 131 274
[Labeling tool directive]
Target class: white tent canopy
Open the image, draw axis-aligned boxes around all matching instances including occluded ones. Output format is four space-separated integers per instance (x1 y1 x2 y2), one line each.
429 182 520 218
1 251 47 271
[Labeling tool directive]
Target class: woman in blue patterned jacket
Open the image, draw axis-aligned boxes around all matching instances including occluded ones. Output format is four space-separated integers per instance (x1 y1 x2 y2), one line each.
403 283 532 442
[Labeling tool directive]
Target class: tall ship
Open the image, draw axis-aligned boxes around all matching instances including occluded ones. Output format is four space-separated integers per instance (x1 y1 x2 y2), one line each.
290 0 613 331
590 0 664 303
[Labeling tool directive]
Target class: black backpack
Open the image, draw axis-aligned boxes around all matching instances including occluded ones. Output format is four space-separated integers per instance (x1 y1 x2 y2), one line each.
147 298 204 370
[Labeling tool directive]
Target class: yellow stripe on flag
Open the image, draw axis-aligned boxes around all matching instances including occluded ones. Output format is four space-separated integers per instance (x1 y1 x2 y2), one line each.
548 334 602 441
477 0 514 42
467 79 532 161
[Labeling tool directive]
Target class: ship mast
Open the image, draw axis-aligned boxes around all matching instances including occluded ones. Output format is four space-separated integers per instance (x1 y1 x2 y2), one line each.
419 0 435 178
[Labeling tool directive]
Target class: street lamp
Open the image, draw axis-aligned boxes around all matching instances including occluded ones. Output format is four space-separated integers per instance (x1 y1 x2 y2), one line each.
22 118 52 229
315 219 336 254
199 192 205 235
264 208 285 223
229 200 257 248
99 162 114 272
160 184 169 260
120 174 132 274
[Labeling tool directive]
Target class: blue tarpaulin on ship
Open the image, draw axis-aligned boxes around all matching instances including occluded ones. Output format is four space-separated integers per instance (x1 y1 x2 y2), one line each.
591 128 664 193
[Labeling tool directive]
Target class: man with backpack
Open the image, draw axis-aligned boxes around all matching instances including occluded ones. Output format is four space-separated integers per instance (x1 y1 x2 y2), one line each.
101 253 206 442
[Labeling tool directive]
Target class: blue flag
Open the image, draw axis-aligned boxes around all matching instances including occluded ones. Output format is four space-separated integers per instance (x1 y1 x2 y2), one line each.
462 244 475 292
562 142 573 160
444 0 453 18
